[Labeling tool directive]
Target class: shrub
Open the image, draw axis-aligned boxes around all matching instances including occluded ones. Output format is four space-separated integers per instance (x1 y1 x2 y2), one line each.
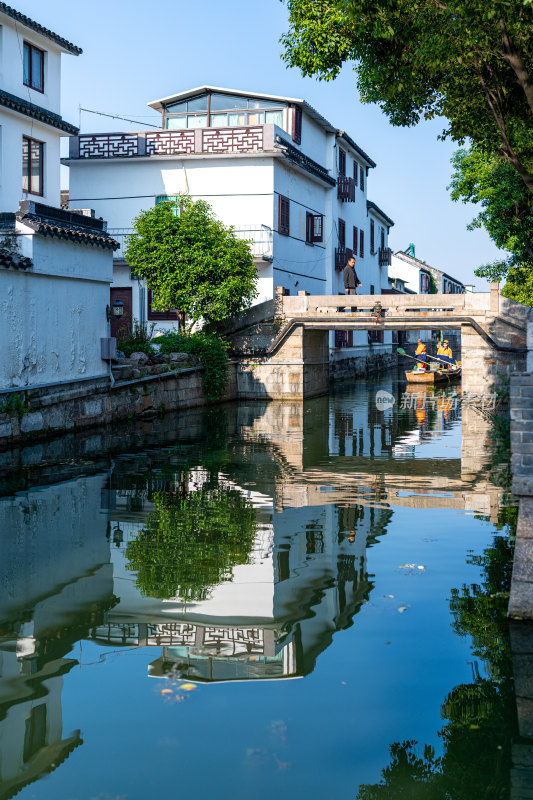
117 319 156 357
156 330 229 400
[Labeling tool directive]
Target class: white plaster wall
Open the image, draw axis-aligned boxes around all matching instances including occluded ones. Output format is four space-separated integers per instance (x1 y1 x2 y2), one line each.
0 113 61 210
389 254 421 293
0 237 113 388
0 18 62 114
273 159 329 295
293 112 330 165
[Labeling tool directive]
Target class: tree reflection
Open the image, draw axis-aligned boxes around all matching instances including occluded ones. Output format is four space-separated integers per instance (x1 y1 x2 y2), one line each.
125 478 257 601
357 530 515 800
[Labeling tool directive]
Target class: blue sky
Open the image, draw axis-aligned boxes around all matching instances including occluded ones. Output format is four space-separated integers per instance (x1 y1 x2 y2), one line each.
25 0 501 287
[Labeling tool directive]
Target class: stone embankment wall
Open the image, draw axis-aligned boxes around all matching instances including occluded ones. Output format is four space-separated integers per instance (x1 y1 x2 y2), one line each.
0 363 238 450
509 324 533 619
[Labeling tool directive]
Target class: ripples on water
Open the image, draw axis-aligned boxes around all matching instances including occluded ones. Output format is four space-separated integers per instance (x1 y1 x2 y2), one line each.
0 372 524 799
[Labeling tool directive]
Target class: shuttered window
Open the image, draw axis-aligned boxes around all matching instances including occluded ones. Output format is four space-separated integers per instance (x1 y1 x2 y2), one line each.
278 195 290 236
338 218 346 247
370 219 375 253
360 166 365 192
353 161 358 186
292 105 302 144
353 226 358 253
339 149 346 176
380 226 385 250
359 228 364 258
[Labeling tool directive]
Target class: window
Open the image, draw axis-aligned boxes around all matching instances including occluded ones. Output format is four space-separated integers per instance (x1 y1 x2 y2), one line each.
353 226 358 253
278 195 290 236
335 330 353 348
380 226 385 251
353 161 358 186
359 228 364 258
292 105 302 144
368 329 384 344
338 218 346 247
421 273 430 292
339 149 346 177
147 290 179 321
306 212 323 243
359 166 365 192
370 285 375 295
23 42 44 92
156 195 180 215
370 219 375 253
165 91 286 130
23 704 47 762
22 136 43 195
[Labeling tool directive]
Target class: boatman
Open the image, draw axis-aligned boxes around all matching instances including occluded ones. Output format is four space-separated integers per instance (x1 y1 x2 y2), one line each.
438 339 454 367
415 339 428 370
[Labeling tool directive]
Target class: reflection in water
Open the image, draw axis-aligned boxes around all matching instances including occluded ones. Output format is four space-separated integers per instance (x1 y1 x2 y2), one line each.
0 372 527 799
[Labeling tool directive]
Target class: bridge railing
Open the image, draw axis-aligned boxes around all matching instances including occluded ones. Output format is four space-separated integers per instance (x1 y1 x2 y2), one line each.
277 290 498 317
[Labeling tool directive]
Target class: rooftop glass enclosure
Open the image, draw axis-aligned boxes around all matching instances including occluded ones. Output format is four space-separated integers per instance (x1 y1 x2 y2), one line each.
163 92 285 130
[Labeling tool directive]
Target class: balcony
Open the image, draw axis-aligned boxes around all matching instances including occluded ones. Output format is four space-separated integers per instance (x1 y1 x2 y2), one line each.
69 125 275 159
109 224 273 262
379 246 392 267
337 176 356 202
335 246 353 270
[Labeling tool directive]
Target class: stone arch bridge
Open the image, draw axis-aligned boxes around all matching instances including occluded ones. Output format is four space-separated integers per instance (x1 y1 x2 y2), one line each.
220 283 533 400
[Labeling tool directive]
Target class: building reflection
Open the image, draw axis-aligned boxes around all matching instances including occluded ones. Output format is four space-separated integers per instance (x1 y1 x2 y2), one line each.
0 475 115 799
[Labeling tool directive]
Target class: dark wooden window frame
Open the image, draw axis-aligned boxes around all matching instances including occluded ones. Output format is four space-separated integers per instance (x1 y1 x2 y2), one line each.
370 219 375 254
23 41 45 93
359 166 365 192
359 228 364 258
306 212 323 244
339 148 346 177
278 195 290 236
22 136 44 196
353 225 358 253
291 105 302 144
380 226 385 251
147 289 179 321
353 161 358 186
338 218 346 247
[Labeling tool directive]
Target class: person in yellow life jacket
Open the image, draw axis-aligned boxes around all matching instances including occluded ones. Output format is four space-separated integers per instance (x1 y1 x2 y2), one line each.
414 339 428 370
438 340 453 367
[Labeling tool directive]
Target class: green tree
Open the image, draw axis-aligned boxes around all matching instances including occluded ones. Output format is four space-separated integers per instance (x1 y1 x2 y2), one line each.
124 197 257 329
280 0 533 193
448 147 533 303
125 479 257 601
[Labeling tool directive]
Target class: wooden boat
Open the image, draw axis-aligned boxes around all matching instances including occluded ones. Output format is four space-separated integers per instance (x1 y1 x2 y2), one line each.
405 366 461 384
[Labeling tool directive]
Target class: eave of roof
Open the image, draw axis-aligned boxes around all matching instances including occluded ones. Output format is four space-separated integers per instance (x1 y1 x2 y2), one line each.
0 246 32 269
366 200 394 227
147 85 338 133
0 89 78 134
337 131 376 168
275 134 336 187
0 3 82 54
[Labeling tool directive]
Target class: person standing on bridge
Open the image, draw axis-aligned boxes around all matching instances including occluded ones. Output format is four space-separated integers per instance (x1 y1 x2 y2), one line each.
343 256 362 295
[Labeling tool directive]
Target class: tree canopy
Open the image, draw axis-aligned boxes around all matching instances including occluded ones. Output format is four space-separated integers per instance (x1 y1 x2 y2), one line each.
124 196 258 328
449 146 533 303
280 0 533 193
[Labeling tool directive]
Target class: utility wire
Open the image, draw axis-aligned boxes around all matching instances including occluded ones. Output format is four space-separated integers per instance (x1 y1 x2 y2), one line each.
79 108 160 129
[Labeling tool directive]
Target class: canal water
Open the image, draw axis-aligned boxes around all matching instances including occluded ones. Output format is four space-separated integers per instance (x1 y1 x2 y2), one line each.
0 372 521 799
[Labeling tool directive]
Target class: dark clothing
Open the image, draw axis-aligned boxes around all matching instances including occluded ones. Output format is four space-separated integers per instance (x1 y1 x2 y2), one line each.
347 288 356 295
343 263 360 291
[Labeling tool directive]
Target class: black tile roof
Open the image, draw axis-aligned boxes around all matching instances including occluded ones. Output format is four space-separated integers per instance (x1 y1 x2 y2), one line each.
0 3 82 54
275 134 336 186
366 200 395 227
0 246 32 269
337 131 376 169
1 202 119 250
0 88 78 134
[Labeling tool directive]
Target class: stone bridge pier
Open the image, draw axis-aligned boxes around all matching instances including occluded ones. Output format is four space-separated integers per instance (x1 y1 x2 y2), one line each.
222 284 532 401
